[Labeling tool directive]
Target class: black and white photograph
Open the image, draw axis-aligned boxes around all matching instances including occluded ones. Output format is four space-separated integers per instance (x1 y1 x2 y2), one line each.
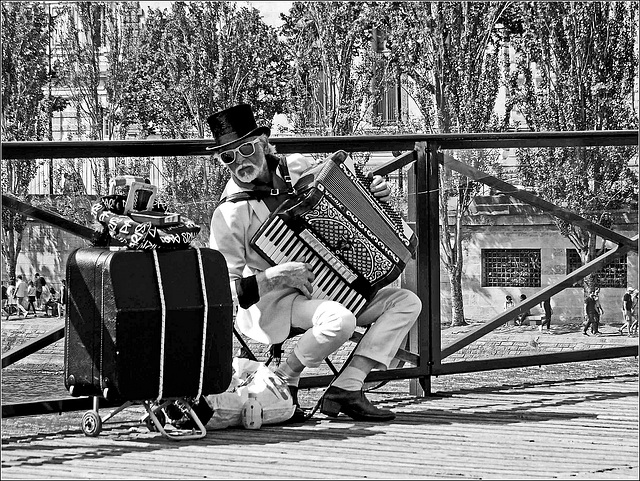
1 1 638 479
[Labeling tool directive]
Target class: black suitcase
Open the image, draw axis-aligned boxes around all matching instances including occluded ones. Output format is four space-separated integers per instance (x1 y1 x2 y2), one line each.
64 247 233 402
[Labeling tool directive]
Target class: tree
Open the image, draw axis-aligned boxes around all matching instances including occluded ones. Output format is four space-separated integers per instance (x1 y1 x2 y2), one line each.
127 1 288 243
384 1 508 326
280 1 396 136
1 2 50 280
507 1 639 294
103 2 146 140
132 1 287 139
54 2 145 195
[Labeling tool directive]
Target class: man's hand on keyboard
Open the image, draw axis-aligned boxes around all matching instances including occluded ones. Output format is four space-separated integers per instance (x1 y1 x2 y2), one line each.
257 262 315 298
369 174 391 202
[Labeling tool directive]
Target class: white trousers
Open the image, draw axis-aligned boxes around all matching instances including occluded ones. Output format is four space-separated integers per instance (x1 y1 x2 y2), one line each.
291 287 422 369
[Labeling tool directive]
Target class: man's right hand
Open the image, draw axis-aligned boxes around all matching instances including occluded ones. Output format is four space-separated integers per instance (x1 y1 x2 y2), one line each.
257 262 315 299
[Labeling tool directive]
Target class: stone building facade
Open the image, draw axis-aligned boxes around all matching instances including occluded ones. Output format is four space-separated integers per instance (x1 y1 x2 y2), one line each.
436 200 638 325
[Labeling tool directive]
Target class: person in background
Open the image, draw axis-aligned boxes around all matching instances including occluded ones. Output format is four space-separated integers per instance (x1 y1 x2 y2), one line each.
591 289 604 335
619 287 635 336
25 281 37 316
34 273 44 310
630 290 639 335
515 294 530 326
1 279 8 317
583 291 599 336
6 279 27 319
540 296 553 332
504 295 515 326
14 275 27 313
57 279 67 319
208 104 421 423
504 295 514 310
43 284 57 317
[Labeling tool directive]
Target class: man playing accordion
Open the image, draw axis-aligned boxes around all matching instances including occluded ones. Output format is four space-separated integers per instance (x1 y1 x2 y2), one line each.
208 104 421 423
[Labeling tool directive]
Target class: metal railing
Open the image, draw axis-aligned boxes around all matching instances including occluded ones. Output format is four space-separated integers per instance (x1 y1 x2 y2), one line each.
2 130 638 416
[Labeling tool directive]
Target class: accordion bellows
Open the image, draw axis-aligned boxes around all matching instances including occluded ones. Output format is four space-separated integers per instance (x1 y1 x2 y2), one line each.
251 151 417 315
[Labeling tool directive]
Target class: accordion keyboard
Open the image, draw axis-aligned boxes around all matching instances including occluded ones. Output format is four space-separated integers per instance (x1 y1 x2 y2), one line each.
253 216 369 315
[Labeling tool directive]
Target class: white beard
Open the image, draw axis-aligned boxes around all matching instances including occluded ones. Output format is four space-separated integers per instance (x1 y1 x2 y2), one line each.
235 166 260 183
233 157 269 184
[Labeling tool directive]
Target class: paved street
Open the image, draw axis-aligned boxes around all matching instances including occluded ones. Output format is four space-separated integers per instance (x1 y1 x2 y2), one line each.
2 312 638 479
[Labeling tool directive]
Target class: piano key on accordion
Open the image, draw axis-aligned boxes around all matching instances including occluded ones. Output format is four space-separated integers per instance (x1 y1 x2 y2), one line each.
253 215 369 315
250 150 417 316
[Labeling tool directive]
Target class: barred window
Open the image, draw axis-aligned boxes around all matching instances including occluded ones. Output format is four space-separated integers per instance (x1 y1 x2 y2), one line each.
482 249 541 287
566 249 627 288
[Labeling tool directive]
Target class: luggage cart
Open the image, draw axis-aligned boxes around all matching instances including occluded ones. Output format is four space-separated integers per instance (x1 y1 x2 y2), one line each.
80 395 207 441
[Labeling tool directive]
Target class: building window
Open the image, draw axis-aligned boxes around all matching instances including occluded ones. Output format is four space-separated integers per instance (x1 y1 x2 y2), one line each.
52 107 79 140
482 249 541 287
371 27 403 127
374 80 399 127
566 249 627 288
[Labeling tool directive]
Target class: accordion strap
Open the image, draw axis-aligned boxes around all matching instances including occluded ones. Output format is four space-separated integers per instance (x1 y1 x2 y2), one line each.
218 157 296 205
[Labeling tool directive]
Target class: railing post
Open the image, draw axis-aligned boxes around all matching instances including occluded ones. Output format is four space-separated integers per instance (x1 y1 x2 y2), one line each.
426 143 442 380
408 141 441 396
406 160 420 395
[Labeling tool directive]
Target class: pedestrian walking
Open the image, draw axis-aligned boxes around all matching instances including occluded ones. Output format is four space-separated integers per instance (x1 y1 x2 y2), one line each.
539 296 553 332
7 279 27 319
619 287 635 336
14 275 27 312
583 291 599 336
34 273 46 310
592 290 604 335
25 281 37 315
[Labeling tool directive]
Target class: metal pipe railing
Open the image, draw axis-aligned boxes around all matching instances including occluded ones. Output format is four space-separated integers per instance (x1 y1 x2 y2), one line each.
1 130 637 416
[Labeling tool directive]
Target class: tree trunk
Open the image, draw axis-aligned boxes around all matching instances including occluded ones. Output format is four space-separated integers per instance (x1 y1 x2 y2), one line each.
2 224 22 281
448 265 466 326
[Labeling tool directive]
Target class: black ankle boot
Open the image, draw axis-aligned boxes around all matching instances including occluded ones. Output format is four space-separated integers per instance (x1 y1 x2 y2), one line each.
321 386 395 421
286 386 308 423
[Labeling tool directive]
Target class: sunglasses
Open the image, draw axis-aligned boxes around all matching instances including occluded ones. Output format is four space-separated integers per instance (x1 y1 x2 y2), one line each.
217 138 262 165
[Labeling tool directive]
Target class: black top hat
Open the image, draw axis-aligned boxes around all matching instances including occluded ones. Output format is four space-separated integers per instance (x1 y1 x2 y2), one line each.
206 104 270 151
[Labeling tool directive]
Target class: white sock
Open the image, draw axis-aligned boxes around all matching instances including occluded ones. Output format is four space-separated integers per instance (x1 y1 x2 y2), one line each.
274 361 302 387
332 366 367 392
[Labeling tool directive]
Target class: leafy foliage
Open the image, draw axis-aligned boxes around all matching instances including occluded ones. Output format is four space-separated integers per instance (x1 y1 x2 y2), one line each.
1 2 50 280
122 1 286 244
280 1 396 135
1 2 49 141
383 2 508 325
506 1 639 290
131 1 287 138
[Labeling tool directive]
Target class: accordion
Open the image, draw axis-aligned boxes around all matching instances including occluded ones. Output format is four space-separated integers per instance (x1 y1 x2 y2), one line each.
250 151 417 315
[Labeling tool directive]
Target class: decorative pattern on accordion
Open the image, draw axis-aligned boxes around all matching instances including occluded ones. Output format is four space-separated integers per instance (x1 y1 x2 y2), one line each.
350 165 407 240
250 152 417 310
301 187 395 285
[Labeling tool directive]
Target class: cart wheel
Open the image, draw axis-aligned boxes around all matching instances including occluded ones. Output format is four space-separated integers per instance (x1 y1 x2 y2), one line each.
81 410 102 437
145 409 166 432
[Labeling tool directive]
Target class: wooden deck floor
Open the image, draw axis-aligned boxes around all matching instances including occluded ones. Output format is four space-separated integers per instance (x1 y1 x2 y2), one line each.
2 374 638 480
